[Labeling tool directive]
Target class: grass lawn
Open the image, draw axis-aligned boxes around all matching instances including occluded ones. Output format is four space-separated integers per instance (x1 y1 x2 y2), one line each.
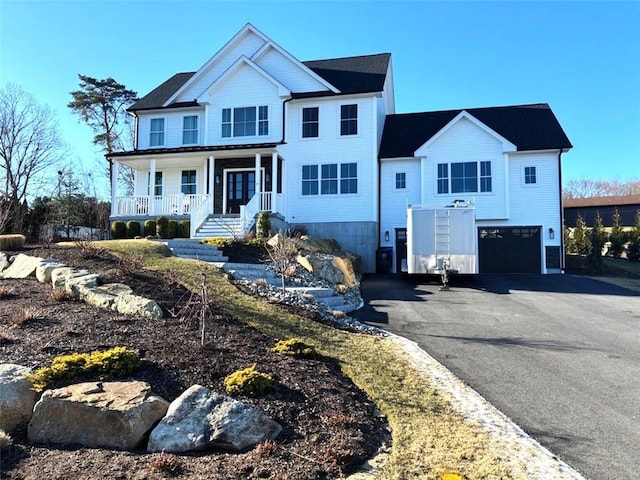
97 240 552 480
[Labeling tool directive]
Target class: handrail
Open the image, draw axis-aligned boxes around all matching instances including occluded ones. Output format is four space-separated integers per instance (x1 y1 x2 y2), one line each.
240 192 272 233
190 195 210 237
114 194 207 217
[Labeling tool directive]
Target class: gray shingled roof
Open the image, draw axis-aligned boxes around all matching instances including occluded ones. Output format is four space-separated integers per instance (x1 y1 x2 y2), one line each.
128 72 195 111
379 103 572 158
128 53 390 111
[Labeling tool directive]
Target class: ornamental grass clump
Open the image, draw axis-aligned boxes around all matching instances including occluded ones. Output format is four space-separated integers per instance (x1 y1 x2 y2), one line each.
0 234 26 250
27 346 140 392
224 364 276 397
271 338 315 357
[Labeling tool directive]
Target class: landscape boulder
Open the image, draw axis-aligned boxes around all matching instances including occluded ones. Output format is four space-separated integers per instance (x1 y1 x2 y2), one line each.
113 294 163 319
79 283 133 309
0 253 43 279
148 384 282 453
0 252 8 272
50 267 90 289
35 260 66 284
64 273 99 297
28 381 169 450
0 364 36 432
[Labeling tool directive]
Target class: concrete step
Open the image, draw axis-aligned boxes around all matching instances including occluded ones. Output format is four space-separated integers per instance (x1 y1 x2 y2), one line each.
161 240 229 263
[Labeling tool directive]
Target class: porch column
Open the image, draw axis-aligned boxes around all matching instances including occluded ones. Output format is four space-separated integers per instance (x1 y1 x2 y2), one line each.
255 153 261 207
271 152 278 213
149 159 156 215
110 160 118 216
208 156 215 204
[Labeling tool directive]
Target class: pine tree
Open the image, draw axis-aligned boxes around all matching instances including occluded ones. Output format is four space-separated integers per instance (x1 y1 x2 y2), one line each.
628 210 640 262
587 211 606 272
608 208 625 257
573 213 591 255
564 226 576 254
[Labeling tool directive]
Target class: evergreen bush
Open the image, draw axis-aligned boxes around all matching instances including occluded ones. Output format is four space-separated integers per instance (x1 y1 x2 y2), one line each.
111 221 126 240
223 365 276 396
144 220 157 237
179 220 191 238
126 221 141 239
257 212 271 238
156 216 169 238
168 220 179 239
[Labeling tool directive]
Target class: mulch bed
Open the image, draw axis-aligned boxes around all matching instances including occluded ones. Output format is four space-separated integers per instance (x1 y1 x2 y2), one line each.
0 246 388 480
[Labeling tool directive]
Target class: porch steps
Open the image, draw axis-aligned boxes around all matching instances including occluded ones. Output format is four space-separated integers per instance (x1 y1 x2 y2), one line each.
213 262 359 313
161 239 229 263
194 216 244 239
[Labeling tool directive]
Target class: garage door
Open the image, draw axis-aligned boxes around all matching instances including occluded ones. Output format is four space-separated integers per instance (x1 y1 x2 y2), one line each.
478 227 541 274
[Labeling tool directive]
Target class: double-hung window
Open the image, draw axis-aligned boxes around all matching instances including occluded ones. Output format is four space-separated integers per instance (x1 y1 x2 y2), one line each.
524 166 537 185
301 162 358 195
437 161 492 194
340 104 357 135
302 165 318 196
148 172 163 196
302 107 319 138
395 172 407 190
182 115 198 144
149 118 165 147
221 106 268 138
181 170 197 195
340 163 358 194
321 164 338 194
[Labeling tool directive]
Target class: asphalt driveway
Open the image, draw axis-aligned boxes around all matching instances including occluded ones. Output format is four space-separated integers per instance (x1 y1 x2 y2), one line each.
352 273 640 480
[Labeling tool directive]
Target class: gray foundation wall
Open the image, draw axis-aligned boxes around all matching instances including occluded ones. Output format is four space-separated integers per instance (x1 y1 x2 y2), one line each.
292 221 378 273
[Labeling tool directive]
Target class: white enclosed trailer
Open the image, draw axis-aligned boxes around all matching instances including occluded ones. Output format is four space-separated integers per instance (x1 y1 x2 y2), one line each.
406 201 478 275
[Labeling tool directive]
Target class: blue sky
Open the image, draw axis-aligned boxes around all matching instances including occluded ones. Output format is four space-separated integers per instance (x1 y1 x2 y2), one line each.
1 0 638 198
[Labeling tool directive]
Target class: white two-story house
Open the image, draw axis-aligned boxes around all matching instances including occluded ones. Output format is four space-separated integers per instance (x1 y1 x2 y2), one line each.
109 23 572 274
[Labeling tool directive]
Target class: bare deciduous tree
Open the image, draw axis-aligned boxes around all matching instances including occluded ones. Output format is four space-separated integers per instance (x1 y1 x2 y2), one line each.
0 84 64 233
563 178 640 199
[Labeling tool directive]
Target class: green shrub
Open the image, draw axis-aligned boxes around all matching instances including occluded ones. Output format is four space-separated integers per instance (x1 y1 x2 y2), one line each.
201 237 233 249
144 220 157 237
27 346 141 393
0 234 26 250
224 365 276 397
126 221 141 239
271 338 315 357
179 220 191 238
156 216 169 238
168 220 179 239
257 212 271 238
246 237 267 247
111 221 127 240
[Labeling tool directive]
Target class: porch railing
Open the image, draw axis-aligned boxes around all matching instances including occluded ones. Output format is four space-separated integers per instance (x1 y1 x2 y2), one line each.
113 194 207 217
190 194 211 237
240 192 272 232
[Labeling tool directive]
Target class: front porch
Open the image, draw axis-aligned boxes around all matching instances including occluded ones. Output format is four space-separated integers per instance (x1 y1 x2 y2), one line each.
109 147 282 237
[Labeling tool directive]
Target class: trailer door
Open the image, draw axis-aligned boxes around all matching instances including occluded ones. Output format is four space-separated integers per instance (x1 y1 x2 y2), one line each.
478 227 541 274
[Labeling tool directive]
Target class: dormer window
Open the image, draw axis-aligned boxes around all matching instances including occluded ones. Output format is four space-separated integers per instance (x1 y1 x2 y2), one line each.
221 106 268 138
149 118 165 147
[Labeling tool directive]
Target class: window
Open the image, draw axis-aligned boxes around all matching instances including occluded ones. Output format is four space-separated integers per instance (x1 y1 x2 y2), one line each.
480 161 492 192
451 162 477 193
437 164 449 194
302 165 318 196
524 166 537 185
340 104 357 135
221 106 268 138
341 163 357 194
149 118 164 147
222 108 231 138
302 107 319 138
301 163 358 195
181 170 196 195
437 161 492 194
395 172 406 190
258 106 268 136
148 172 163 196
321 164 338 194
182 116 198 144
